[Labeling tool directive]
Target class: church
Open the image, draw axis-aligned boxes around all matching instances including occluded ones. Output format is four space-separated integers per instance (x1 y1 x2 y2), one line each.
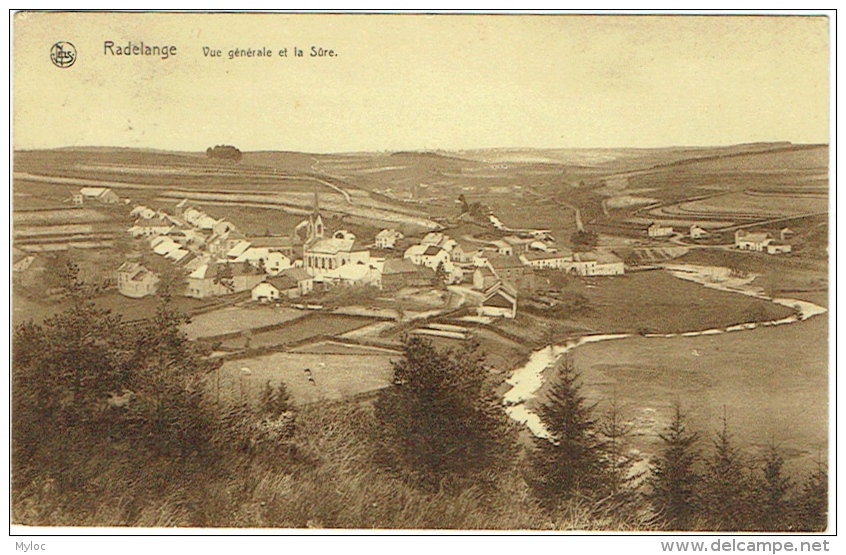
299 193 371 278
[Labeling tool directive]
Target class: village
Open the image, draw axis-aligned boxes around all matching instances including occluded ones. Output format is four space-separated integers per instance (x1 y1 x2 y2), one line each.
10 147 827 532
106 191 796 319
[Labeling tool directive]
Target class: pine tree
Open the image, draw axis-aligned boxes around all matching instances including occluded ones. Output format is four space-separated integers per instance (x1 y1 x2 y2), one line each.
795 459 828 532
374 336 515 492
528 355 610 509
701 411 752 530
648 404 701 530
752 444 794 531
599 399 643 504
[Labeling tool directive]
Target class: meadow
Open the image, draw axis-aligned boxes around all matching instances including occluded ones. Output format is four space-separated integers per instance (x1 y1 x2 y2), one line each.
216 351 395 405
564 314 828 476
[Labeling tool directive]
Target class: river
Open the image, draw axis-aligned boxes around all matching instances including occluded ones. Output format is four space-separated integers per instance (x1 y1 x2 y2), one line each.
503 264 828 439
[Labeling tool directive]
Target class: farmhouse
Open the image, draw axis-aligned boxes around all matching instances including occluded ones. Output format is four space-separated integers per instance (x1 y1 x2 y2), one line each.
382 259 435 290
116 262 159 298
478 284 517 319
766 241 792 255
186 261 264 299
421 232 445 247
647 222 674 238
375 229 403 249
128 215 173 238
490 240 514 256
404 244 452 271
252 268 314 301
473 265 500 292
235 247 292 275
520 249 574 270
689 225 709 240
78 187 120 204
322 260 383 288
565 252 597 276
735 230 771 252
485 253 535 294
451 240 483 264
130 205 157 219
592 252 625 276
780 227 796 241
249 235 297 259
503 235 535 255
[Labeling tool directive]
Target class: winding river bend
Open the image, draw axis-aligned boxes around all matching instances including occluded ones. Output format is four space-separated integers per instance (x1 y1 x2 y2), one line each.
503 264 828 438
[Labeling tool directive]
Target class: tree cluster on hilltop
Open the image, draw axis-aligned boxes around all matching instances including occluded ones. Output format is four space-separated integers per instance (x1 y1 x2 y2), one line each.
206 144 242 162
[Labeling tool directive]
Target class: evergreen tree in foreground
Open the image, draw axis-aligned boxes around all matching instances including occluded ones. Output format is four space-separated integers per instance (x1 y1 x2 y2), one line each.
528 355 611 509
648 404 701 530
374 336 515 492
794 458 828 532
752 444 794 531
701 412 753 530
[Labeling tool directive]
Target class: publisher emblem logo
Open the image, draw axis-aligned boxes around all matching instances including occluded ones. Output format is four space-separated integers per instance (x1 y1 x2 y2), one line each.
50 42 77 68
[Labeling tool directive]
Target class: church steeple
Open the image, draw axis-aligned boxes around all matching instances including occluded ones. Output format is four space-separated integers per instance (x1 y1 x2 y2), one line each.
307 192 324 242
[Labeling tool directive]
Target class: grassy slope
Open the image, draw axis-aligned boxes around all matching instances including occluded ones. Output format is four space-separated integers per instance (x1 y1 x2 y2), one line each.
569 314 828 476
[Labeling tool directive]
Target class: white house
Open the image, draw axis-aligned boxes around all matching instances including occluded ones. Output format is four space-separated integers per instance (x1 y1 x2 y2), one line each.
766 242 792 255
251 268 314 301
591 252 625 276
689 225 709 240
117 262 159 298
520 249 574 270
405 244 453 272
79 187 120 204
735 230 771 252
478 286 517 319
648 223 674 238
421 232 445 247
235 248 293 275
128 216 173 238
375 229 403 249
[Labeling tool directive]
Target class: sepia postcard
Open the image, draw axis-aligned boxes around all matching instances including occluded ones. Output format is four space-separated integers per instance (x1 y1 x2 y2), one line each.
10 11 833 539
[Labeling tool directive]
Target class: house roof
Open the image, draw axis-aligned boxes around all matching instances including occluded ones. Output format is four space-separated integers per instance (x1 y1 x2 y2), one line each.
307 237 355 255
165 248 190 262
383 258 419 275
118 261 142 274
522 250 573 261
267 275 298 291
80 187 110 198
376 229 402 239
421 232 444 245
132 269 156 282
486 253 525 269
422 245 442 257
404 245 428 257
189 261 255 280
282 267 312 282
323 262 372 282
572 252 598 262
226 240 252 258
738 231 770 243
250 236 295 248
483 288 516 309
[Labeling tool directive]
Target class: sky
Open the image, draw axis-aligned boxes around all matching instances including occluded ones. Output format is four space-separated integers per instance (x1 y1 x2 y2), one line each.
13 13 830 152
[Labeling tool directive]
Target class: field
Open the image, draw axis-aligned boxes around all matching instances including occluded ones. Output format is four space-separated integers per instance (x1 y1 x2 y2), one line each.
215 351 395 405
184 306 306 339
219 314 377 350
559 314 828 475
518 269 796 337
652 191 826 220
